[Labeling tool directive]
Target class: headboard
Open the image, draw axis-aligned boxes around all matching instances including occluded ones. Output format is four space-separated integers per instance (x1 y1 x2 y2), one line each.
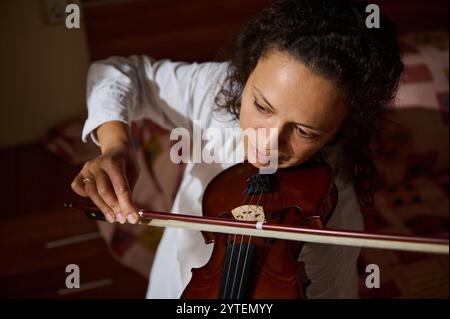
81 0 448 61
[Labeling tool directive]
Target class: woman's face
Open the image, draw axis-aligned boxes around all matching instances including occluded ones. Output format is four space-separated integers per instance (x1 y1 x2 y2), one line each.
239 49 348 169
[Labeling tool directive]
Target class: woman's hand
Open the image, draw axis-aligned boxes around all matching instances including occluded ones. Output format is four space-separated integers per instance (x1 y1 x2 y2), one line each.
71 121 140 224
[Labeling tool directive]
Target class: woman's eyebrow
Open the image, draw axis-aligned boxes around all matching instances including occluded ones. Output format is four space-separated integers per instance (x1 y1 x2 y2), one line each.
253 85 276 112
253 85 327 133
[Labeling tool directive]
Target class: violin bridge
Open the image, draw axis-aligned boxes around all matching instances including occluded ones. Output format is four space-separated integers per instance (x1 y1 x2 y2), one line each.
231 205 266 222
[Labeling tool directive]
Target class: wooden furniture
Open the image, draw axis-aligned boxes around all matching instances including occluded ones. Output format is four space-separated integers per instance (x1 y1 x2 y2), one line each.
0 144 147 298
81 0 448 62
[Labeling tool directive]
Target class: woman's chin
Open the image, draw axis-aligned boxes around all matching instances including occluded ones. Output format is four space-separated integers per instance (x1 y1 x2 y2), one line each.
246 157 292 169
249 156 309 170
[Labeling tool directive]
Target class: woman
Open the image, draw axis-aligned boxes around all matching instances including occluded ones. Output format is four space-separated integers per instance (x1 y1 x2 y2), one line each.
71 0 403 298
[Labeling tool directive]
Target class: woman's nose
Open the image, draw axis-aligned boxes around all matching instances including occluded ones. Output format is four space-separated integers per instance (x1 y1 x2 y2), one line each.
256 126 278 152
263 123 291 150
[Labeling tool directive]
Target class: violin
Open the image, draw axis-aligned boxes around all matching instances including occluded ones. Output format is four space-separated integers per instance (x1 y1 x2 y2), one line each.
65 159 449 299
181 159 336 299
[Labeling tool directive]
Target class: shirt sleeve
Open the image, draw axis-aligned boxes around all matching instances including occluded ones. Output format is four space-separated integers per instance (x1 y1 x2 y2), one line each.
81 55 229 146
298 174 364 299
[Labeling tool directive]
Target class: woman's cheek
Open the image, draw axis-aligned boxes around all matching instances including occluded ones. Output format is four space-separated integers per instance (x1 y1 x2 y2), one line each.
287 143 320 164
240 102 262 130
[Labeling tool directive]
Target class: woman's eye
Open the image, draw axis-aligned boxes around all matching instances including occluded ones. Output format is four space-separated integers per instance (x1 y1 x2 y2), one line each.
254 101 269 113
296 127 315 139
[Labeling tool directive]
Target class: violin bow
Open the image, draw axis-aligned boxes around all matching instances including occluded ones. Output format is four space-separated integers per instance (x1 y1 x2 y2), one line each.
65 202 449 255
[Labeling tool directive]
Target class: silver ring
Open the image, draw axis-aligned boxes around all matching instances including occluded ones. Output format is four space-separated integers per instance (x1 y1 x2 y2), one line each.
82 177 94 184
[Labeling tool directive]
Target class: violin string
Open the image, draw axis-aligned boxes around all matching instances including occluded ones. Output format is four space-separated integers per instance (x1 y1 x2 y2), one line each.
222 243 234 298
228 184 259 298
227 189 251 245
229 230 245 298
236 234 252 299
228 176 265 298
226 173 266 298
236 181 264 298
223 177 254 298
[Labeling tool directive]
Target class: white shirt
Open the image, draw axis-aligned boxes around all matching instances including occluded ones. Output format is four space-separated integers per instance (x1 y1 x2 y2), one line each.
82 55 364 299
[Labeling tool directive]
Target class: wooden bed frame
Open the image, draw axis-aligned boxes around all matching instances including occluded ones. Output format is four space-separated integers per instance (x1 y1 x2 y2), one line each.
81 0 448 61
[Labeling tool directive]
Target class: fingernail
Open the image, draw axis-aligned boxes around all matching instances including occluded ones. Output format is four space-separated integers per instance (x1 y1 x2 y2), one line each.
103 213 111 222
128 214 138 224
116 213 125 224
105 213 114 223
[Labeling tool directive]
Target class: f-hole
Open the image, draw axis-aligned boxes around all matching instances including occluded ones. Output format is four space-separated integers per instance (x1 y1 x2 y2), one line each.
264 205 303 244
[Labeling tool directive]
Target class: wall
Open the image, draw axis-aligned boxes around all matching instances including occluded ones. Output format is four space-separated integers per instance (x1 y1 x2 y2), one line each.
0 0 90 148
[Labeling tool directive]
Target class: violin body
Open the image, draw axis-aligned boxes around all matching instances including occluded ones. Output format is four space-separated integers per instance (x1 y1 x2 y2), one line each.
181 159 338 299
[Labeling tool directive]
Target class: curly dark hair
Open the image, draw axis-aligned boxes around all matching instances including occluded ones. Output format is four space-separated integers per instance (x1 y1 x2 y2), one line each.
215 0 404 206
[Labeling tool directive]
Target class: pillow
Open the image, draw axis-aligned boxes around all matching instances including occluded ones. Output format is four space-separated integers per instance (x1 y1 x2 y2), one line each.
374 31 449 186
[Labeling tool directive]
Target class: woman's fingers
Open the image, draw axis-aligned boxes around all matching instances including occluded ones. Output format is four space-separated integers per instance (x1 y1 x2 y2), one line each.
93 169 124 222
82 175 116 223
70 147 140 225
71 174 88 198
106 162 139 224
71 167 121 224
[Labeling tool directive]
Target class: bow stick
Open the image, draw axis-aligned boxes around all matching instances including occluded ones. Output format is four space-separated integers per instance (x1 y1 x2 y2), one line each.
64 202 449 255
